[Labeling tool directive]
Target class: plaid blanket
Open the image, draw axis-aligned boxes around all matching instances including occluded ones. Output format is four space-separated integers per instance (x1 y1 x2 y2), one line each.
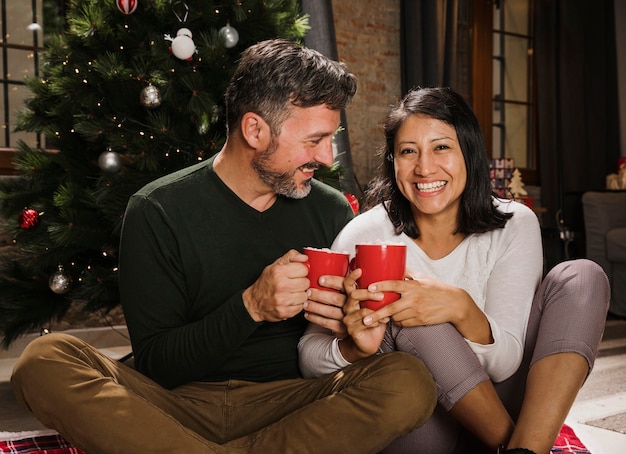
551 424 592 454
0 433 84 454
0 425 590 453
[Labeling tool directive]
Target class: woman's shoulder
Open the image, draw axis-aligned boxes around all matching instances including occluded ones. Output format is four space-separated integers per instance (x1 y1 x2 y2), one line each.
486 197 541 248
346 204 394 231
494 197 539 225
332 203 399 251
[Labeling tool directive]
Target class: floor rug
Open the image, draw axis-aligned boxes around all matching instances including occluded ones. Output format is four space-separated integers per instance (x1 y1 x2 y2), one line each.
0 425 590 453
551 424 591 453
0 431 84 454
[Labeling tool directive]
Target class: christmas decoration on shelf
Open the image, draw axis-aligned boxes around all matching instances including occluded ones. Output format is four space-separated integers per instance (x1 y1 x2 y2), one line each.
507 168 528 199
489 158 515 198
507 168 534 209
49 265 72 295
98 148 122 173
116 0 138 15
0 0 320 348
219 23 239 48
606 157 626 190
18 208 41 230
140 83 162 108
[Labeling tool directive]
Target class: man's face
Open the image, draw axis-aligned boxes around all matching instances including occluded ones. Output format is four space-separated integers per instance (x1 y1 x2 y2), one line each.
252 104 341 199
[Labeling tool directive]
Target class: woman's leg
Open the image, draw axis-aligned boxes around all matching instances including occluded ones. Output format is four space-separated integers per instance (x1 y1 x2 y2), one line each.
502 259 610 453
380 322 514 452
508 353 588 453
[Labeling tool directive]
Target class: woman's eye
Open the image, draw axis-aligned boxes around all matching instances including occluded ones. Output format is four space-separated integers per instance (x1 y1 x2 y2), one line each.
399 148 415 155
434 144 450 152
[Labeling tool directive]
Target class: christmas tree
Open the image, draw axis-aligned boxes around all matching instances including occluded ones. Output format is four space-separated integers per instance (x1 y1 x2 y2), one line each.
0 0 311 348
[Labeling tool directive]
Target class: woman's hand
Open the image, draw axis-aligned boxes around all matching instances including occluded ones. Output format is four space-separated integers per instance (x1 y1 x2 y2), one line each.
369 272 462 326
337 268 389 362
361 270 493 345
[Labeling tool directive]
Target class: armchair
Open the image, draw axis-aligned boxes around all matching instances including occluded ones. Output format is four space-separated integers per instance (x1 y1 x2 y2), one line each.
582 191 626 317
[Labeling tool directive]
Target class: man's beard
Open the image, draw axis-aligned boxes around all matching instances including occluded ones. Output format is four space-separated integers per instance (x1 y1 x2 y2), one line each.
252 140 319 199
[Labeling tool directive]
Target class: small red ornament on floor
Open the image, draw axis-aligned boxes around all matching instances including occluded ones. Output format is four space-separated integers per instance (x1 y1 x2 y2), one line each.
18 208 41 230
344 192 359 215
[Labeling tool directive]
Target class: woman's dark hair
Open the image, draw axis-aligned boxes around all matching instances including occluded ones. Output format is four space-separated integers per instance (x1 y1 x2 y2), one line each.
365 86 512 238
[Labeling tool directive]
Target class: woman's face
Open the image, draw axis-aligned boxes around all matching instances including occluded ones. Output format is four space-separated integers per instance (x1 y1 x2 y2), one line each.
393 114 467 221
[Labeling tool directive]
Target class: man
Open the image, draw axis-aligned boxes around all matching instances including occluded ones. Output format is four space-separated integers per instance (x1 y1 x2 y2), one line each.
12 39 436 453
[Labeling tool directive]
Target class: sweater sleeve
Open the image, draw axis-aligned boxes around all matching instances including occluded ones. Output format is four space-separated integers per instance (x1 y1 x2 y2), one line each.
467 203 543 382
298 324 351 378
119 194 261 389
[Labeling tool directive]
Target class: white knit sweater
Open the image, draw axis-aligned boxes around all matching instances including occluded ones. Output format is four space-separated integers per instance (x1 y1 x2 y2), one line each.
298 198 543 383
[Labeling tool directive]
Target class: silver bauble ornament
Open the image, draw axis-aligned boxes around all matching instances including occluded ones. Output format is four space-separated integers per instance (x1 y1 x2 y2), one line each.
218 24 239 48
98 149 122 173
171 28 195 60
49 265 72 295
140 84 161 108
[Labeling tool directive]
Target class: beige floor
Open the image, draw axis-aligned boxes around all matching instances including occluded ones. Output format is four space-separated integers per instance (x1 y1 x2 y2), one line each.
564 318 626 453
1 322 626 453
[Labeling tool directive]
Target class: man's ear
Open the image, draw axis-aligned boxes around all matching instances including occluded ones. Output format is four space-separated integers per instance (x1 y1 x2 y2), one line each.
240 112 271 149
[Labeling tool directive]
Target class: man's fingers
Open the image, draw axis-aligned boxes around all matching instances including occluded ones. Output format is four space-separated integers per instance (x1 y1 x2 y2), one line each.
278 249 307 265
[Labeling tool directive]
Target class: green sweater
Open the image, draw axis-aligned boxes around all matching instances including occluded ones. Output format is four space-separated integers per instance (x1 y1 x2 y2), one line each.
119 157 353 389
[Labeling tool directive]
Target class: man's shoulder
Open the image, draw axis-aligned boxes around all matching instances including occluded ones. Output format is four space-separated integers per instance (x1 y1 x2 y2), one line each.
134 160 214 198
307 179 352 211
310 178 344 197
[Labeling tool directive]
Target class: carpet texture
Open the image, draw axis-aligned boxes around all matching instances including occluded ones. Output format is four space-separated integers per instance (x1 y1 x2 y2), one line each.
0 425 590 453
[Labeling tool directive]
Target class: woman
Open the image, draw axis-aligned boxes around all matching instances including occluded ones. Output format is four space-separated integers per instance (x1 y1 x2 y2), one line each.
298 87 610 453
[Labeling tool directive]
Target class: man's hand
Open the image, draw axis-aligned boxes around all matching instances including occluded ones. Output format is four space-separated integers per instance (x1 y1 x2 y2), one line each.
303 274 348 338
242 249 309 322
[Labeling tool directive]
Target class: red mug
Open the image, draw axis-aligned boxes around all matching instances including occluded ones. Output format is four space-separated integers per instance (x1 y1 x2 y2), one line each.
351 243 407 310
303 247 350 291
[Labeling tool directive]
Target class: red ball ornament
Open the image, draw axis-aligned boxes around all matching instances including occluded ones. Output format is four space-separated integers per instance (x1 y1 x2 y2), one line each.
18 208 41 230
344 193 360 215
117 0 138 15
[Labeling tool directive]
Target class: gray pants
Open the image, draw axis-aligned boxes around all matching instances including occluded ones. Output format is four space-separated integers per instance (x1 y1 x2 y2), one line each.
380 259 610 454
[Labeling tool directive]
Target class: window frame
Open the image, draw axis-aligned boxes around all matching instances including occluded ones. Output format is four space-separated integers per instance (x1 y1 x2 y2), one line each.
0 0 61 175
471 0 538 185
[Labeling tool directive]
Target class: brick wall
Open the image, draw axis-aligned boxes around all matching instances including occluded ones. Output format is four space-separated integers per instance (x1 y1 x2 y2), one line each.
332 0 401 191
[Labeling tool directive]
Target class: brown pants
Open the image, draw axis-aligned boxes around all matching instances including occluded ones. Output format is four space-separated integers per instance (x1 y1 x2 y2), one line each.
11 335 436 454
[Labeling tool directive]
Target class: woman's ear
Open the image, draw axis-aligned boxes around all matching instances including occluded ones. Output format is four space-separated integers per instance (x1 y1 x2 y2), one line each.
240 112 271 149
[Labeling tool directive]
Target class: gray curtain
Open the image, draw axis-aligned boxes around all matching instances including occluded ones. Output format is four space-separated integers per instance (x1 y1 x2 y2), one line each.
534 0 619 264
299 0 361 196
400 0 468 95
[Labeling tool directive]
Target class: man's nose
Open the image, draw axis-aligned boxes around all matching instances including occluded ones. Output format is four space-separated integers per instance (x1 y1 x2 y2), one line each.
314 137 335 168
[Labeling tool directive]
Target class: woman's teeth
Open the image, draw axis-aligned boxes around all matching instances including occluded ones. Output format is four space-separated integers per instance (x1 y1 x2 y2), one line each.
416 181 446 192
